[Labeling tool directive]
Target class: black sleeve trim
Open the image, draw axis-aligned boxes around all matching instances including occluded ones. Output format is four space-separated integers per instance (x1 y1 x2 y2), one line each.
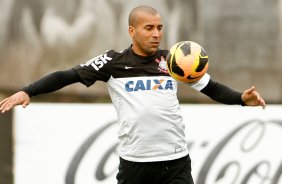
22 69 82 97
200 79 245 106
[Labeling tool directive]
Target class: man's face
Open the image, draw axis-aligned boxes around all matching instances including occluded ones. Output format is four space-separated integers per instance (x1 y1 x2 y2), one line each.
129 12 163 56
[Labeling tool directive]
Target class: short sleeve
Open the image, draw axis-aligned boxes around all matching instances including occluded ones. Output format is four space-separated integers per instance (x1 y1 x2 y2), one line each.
73 51 114 87
187 73 210 91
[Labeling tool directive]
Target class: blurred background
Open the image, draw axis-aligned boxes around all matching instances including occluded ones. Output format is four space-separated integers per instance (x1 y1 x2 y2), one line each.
0 0 281 103
0 0 282 183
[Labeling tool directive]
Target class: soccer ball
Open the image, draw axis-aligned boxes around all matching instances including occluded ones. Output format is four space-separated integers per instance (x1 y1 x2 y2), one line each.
166 41 209 83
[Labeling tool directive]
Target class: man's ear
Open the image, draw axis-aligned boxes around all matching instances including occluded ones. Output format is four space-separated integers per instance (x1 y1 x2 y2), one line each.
128 26 135 38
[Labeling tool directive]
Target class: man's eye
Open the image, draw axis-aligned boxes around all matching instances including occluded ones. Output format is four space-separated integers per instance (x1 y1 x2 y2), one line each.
145 26 153 30
158 26 163 31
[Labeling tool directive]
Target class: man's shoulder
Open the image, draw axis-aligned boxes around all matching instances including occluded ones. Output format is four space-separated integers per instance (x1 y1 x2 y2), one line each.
106 47 130 57
102 48 129 64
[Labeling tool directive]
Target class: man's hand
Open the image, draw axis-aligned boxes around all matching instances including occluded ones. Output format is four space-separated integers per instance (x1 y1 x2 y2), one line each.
0 91 30 113
241 86 266 109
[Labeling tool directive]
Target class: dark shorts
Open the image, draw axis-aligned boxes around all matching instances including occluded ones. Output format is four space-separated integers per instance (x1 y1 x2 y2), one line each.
116 154 194 184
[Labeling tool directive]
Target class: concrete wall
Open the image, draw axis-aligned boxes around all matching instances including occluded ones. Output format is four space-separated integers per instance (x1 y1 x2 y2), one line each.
201 0 281 103
0 0 281 103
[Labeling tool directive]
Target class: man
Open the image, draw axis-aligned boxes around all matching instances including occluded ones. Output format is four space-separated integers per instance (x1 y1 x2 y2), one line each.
0 5 265 184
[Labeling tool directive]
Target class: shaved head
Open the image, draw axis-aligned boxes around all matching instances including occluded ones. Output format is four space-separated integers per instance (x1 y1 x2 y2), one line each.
128 5 159 27
128 5 163 56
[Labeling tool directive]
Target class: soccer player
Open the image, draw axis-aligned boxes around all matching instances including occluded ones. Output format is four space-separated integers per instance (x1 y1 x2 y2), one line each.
0 5 265 184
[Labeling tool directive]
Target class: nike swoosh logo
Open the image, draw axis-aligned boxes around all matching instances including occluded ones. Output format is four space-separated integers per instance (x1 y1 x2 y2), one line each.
187 74 203 80
125 66 134 69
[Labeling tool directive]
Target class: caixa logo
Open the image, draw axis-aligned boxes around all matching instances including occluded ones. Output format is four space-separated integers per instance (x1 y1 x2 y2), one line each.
125 79 174 92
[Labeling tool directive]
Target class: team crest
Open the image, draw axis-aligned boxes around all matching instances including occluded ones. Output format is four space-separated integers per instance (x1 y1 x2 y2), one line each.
155 56 168 74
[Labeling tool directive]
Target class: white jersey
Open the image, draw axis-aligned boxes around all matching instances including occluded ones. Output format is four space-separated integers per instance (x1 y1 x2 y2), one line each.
74 46 210 162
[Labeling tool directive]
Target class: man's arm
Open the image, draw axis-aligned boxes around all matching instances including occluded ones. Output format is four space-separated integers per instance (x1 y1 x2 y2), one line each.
0 69 82 113
201 79 265 108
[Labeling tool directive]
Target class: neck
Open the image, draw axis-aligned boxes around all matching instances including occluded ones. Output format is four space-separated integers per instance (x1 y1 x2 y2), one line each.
131 45 155 57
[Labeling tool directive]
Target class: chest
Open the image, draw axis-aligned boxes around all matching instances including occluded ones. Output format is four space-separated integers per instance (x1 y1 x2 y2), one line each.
110 55 169 79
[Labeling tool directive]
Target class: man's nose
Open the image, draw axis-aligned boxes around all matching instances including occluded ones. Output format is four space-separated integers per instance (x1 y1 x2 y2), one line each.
152 28 161 37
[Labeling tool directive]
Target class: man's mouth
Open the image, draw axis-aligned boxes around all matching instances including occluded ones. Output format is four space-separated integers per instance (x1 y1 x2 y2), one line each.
150 42 159 46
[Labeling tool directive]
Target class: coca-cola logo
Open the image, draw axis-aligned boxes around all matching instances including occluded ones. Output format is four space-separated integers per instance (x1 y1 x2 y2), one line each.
65 120 119 184
196 120 282 184
65 119 282 184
